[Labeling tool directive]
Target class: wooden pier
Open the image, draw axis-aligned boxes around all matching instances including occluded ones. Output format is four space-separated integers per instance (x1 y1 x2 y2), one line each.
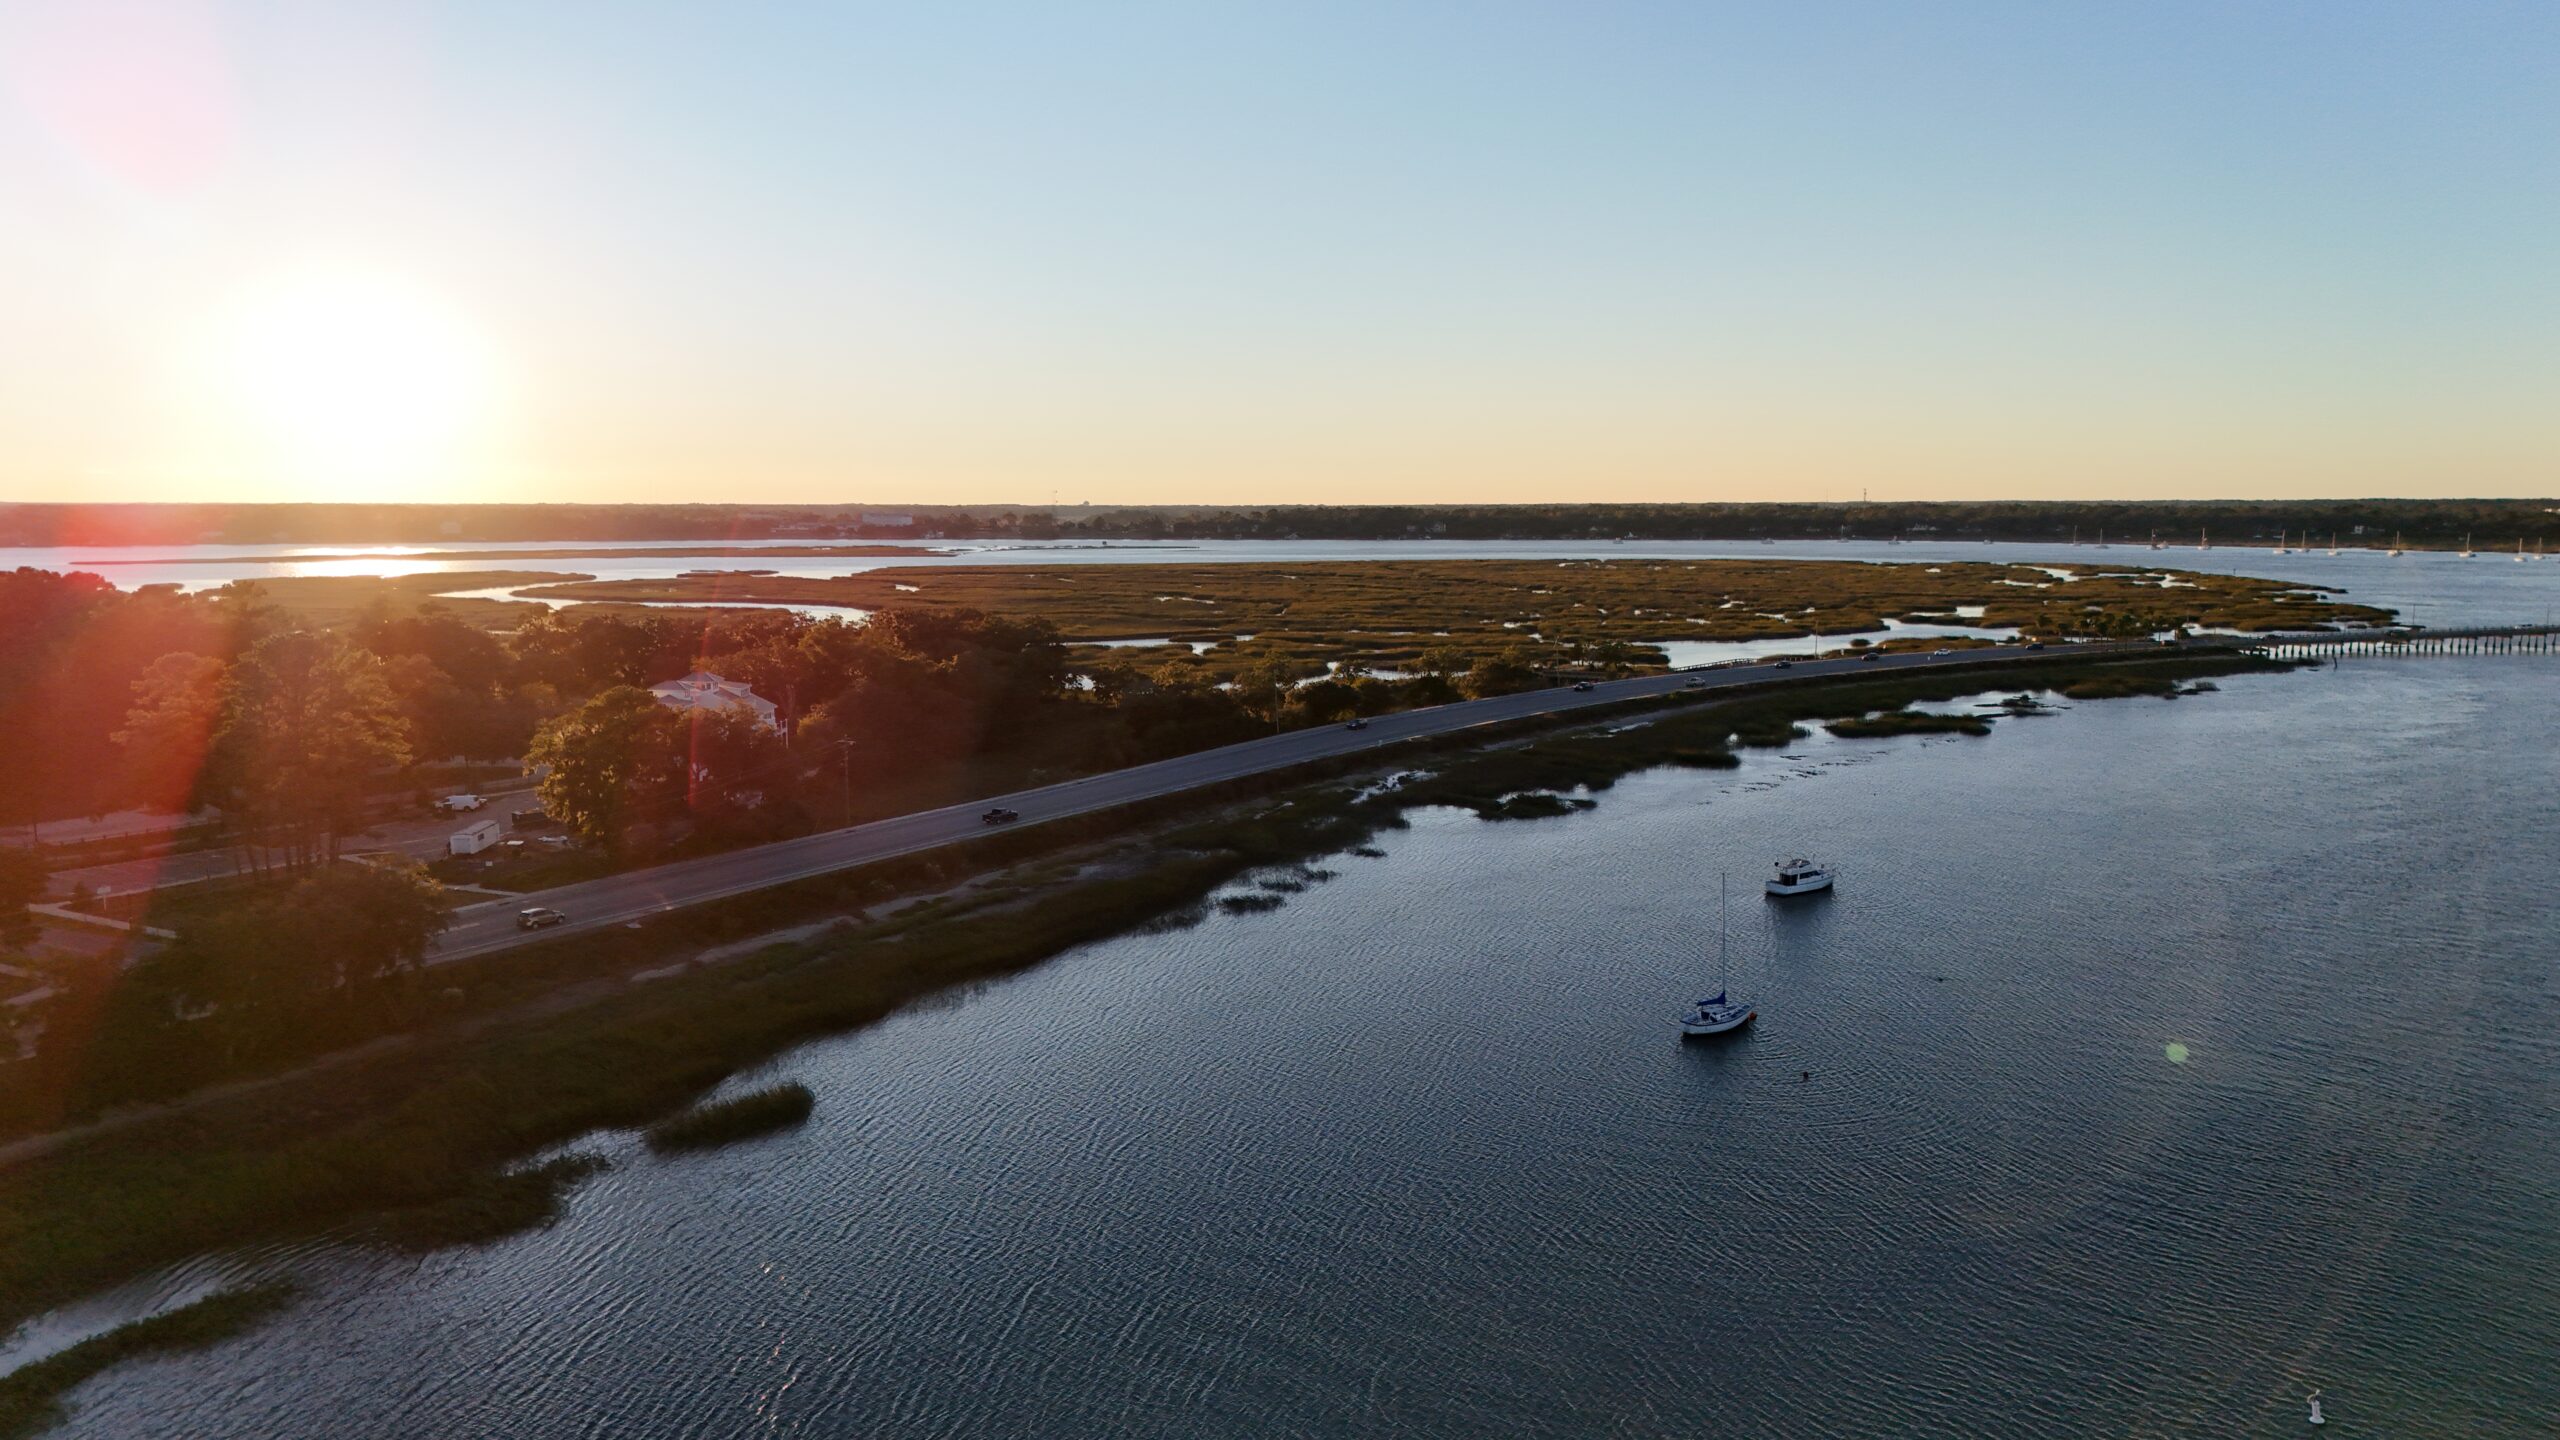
2230 625 2560 660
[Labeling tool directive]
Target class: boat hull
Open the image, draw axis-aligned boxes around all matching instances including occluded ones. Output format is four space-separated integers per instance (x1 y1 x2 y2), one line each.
1764 875 1834 897
1680 1009 1755 1038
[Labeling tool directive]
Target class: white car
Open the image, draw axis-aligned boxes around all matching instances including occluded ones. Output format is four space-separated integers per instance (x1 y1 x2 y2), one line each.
439 794 488 812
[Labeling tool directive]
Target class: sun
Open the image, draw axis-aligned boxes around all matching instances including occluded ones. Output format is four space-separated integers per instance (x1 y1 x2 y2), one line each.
217 268 500 489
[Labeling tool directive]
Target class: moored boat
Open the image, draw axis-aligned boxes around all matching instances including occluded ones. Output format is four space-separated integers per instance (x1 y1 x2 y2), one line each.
1765 857 1835 897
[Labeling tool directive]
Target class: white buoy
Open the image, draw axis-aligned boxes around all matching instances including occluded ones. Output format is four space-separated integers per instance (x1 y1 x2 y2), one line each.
2307 1389 2326 1425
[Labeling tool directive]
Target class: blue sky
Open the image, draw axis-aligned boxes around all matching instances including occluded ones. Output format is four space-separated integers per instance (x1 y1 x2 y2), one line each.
2 1 2554 503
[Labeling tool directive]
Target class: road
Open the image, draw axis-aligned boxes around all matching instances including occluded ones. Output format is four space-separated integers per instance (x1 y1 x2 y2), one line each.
50 788 536 900
430 643 2126 964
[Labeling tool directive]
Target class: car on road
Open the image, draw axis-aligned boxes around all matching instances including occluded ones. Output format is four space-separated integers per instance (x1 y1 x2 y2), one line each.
439 794 488 812
2026 641 2045 651
1572 681 1594 692
1344 718 1369 731
516 906 567 931
1932 648 1953 657
1773 660 1792 669
981 807 1021 825
1683 676 1705 688
1859 651 1881 662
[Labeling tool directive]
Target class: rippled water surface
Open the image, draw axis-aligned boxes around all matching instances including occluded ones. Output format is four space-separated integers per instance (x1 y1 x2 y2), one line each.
33 657 2560 1437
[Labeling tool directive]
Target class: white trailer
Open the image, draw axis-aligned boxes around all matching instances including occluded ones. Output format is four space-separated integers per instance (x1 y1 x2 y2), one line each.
448 819 505 856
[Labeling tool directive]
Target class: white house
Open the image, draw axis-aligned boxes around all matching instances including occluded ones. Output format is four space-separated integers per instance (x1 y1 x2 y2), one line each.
648 670 780 730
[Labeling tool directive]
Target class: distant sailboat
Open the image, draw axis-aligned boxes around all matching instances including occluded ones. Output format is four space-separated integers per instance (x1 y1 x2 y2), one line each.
2198 527 2211 551
2272 531 2289 555
2388 532 2404 557
2460 533 2475 558
2095 528 2107 549
1680 874 1756 1038
2518 538 2530 563
2327 532 2340 556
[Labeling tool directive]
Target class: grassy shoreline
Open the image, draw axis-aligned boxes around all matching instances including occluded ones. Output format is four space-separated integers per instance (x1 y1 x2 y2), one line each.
0 1283 298 1439
0 649 2283 1344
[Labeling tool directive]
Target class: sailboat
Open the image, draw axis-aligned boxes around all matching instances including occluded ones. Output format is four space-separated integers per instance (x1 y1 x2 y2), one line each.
2460 533 2475 558
1681 874 1756 1038
2518 538 2530 563
2388 532 2404 557
2198 527 2211 551
2096 528 2107 549
2272 531 2289 555
2327 532 2340 556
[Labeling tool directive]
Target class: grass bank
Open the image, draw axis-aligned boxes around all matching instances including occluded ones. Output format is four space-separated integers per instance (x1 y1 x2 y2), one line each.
0 1283 297 1439
645 1084 815 1153
1826 710 1995 738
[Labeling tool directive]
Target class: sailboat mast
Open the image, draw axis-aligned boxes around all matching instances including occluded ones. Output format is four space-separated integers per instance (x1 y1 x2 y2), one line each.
1718 871 1729 986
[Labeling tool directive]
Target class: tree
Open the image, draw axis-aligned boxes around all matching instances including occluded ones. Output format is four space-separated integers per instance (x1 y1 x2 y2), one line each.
1460 647 1546 699
0 847 43 947
128 860 450 1070
202 632 413 874
526 686 684 851
115 651 226 814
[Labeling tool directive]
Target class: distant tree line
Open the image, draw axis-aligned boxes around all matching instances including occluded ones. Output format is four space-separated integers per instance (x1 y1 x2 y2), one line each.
5 499 2552 549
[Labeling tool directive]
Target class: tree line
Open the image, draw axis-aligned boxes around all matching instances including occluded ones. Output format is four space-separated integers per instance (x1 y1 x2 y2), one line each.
7 498 2553 549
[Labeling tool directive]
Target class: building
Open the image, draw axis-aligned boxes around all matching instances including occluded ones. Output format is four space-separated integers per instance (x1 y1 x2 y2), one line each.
649 670 780 730
860 511 916 529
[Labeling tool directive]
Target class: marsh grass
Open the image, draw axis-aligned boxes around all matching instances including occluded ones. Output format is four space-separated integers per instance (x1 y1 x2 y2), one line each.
526 559 2388 679
1825 711 1996 739
644 1084 816 1154
0 1283 298 1440
2059 674 2180 699
369 1154 611 1249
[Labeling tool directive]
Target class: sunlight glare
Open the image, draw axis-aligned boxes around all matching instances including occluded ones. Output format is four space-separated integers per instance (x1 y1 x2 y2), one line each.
220 269 500 487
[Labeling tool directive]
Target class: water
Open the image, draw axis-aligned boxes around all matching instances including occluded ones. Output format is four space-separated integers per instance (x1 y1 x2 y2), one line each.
31 655 2560 1437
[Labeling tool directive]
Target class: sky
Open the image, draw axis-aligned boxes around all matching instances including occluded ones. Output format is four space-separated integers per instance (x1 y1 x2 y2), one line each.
1 1 2555 507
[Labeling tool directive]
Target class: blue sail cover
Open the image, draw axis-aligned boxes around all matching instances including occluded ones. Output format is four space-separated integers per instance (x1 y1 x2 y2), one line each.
1700 991 1726 1006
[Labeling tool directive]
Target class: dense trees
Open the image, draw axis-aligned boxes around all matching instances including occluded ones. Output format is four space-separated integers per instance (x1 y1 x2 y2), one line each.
201 632 413 874
0 849 41 946
527 687 684 851
86 862 450 1085
1 561 1559 854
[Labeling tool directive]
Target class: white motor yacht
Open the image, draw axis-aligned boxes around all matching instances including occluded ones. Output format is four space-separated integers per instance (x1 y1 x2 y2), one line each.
1765 857 1835 897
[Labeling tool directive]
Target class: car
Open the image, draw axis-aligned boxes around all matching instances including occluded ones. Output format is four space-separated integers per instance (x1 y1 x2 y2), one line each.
1859 651 1881 662
1344 718 1369 731
1932 648 1953 657
1572 681 1594 692
1683 676 1705 688
1773 660 1793 669
981 807 1021 825
439 794 488 812
2025 641 2046 651
516 906 566 931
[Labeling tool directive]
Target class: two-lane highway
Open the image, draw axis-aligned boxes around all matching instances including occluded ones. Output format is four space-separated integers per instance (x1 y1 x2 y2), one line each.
430 642 2125 963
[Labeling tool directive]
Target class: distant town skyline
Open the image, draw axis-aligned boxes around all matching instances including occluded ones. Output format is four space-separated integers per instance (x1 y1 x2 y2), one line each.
3 2 2555 506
